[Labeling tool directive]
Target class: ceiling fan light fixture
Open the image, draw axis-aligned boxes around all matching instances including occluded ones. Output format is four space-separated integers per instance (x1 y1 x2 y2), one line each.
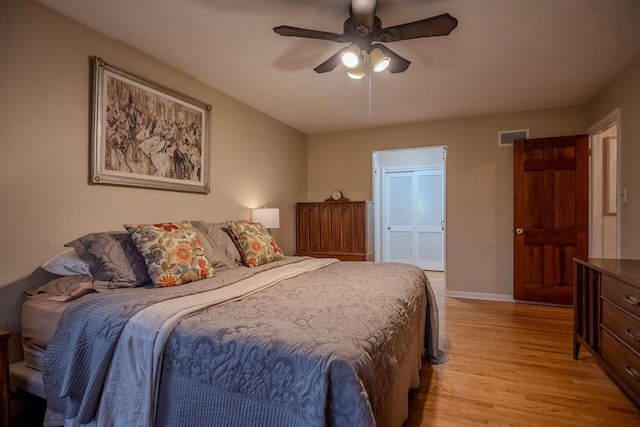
370 47 390 72
275 6 458 76
347 61 366 79
340 45 361 69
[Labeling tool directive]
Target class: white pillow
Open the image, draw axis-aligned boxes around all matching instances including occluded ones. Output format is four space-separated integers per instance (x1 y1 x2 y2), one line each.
41 248 92 276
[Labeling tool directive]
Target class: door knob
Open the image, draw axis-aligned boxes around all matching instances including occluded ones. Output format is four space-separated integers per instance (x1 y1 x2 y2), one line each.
515 228 523 235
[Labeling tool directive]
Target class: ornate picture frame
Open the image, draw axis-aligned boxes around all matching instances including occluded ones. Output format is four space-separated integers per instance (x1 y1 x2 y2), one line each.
91 56 211 193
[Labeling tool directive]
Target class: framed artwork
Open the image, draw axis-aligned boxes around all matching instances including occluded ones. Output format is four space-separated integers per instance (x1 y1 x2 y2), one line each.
91 56 211 193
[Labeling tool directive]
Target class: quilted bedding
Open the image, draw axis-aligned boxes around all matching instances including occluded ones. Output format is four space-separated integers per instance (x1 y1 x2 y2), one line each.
43 257 438 427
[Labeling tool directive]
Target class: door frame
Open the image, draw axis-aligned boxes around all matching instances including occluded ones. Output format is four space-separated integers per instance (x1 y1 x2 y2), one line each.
372 146 447 272
586 108 621 258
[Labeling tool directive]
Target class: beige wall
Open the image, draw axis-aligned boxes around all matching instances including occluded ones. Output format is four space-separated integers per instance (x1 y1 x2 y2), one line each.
587 58 640 258
307 107 587 297
0 0 306 359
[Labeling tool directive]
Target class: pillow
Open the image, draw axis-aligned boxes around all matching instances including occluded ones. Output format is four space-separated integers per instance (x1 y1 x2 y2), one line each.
191 220 243 270
123 221 215 287
226 220 285 267
25 275 95 302
66 231 151 287
41 248 92 276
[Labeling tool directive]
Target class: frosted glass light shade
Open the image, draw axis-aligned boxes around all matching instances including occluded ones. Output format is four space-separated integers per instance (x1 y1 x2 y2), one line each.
370 47 390 72
340 45 361 69
252 207 280 229
347 61 365 79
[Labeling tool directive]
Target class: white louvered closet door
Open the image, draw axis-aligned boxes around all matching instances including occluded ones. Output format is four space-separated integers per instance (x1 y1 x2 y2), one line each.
384 169 444 270
385 172 414 265
417 170 444 270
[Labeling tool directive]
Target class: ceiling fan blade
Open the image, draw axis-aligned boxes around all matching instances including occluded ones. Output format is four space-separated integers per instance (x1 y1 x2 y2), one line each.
376 13 458 42
273 25 348 43
313 50 343 73
373 44 411 73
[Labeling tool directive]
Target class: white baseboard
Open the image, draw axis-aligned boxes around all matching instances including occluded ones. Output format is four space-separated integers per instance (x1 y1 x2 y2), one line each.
445 290 514 302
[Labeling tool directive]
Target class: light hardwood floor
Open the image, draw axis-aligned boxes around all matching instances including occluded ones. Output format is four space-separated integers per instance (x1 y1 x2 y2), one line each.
406 272 640 426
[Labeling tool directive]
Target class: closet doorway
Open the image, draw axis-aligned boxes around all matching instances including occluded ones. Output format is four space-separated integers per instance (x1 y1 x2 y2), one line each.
372 147 446 271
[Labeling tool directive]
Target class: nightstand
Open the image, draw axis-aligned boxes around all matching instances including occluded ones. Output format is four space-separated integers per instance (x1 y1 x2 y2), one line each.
0 329 9 427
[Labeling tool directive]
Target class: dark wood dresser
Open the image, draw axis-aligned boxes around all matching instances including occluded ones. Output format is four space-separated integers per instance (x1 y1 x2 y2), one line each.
296 200 374 261
574 258 640 407
0 329 10 427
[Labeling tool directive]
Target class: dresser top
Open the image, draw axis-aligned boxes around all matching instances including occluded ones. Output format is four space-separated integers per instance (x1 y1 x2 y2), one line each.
574 258 640 287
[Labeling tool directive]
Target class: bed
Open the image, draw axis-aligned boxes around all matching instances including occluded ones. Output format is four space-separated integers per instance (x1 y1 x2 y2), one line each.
13 220 440 427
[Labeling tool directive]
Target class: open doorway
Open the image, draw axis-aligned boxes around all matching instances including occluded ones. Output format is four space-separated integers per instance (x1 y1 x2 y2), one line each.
587 109 620 258
372 147 447 271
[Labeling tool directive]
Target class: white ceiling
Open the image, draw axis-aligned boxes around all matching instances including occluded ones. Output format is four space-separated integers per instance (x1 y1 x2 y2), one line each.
37 0 640 134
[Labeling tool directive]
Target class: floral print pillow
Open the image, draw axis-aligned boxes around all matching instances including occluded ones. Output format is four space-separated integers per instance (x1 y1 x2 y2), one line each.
123 221 215 287
226 220 285 267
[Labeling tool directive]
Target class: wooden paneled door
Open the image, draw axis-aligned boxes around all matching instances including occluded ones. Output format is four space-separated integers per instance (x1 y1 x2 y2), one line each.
514 135 588 305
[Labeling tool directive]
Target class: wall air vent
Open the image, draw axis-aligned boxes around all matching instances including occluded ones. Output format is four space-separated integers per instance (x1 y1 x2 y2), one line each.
498 129 529 147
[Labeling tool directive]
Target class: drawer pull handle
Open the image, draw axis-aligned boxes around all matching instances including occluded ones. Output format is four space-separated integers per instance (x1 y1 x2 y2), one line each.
624 295 640 306
626 328 640 342
624 365 640 382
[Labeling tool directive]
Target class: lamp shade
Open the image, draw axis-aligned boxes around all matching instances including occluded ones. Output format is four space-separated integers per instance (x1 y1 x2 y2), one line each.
252 207 280 229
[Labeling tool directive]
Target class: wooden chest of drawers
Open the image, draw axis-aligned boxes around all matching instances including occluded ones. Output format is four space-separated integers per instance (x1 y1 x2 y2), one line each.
0 329 10 427
296 201 374 261
574 258 640 407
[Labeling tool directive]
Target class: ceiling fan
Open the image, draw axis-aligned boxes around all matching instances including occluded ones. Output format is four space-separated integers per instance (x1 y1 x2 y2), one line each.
273 0 458 78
